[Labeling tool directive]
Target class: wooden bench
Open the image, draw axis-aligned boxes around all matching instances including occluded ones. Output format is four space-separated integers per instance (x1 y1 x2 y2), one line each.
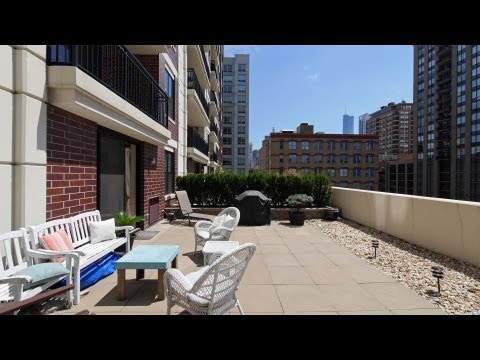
28 210 132 305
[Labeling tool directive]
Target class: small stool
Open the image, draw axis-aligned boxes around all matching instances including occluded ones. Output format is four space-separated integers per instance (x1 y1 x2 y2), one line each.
202 241 240 265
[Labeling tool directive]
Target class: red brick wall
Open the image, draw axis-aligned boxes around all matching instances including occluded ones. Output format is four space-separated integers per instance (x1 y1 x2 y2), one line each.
46 105 97 221
187 158 195 173
136 55 159 81
143 143 166 227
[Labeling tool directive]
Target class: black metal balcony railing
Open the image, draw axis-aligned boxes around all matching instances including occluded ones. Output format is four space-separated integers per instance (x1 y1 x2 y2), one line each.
188 127 209 156
47 45 168 129
199 46 210 78
210 152 218 163
187 69 209 116
210 121 219 136
210 91 218 107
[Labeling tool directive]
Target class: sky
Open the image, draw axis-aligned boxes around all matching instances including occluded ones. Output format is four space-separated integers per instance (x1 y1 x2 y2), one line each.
224 45 413 150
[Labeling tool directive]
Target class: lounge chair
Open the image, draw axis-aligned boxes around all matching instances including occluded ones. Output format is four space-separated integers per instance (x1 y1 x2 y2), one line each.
175 191 215 226
164 243 256 315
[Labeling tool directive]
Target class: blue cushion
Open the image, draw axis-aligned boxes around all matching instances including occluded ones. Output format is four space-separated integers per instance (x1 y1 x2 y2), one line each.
14 263 70 290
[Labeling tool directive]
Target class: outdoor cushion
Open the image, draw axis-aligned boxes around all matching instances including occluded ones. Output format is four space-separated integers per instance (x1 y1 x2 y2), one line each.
196 230 211 241
223 214 236 229
40 229 74 263
14 263 70 290
88 218 116 244
210 214 226 230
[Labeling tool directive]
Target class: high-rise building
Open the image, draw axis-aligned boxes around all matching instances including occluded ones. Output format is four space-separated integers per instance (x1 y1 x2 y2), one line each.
0 44 222 233
414 45 480 201
358 113 370 134
222 54 250 174
343 114 354 134
258 123 379 190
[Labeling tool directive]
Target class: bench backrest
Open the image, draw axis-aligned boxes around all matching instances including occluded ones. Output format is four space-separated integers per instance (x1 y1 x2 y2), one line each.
0 229 29 277
28 218 73 264
69 210 102 247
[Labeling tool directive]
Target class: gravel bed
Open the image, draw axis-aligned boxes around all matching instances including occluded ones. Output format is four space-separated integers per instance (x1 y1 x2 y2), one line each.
305 218 480 315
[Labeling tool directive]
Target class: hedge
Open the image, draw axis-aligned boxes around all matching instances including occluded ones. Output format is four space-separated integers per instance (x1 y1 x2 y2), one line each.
176 172 332 207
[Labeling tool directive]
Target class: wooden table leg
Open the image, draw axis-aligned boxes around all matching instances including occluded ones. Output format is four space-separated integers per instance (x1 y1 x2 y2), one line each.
172 255 177 268
157 269 166 301
117 269 126 301
136 269 145 280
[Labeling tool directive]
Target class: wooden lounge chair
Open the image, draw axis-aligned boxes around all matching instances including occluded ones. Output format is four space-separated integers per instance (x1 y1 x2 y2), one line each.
175 191 215 226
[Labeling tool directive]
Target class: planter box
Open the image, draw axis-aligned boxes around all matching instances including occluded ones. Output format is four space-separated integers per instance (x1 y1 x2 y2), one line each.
324 207 339 221
289 211 305 226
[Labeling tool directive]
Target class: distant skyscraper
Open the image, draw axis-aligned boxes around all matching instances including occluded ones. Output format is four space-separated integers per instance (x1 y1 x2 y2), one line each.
222 54 250 174
343 114 354 134
358 113 370 134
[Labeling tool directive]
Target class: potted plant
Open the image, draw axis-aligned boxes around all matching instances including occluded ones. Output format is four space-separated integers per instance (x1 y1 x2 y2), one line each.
113 212 144 249
286 194 313 226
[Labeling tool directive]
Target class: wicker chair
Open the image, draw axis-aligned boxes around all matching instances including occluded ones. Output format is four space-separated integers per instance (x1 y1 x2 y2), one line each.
193 207 241 251
164 243 256 315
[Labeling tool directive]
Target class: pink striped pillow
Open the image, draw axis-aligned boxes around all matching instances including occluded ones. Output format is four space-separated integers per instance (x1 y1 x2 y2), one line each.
40 229 74 263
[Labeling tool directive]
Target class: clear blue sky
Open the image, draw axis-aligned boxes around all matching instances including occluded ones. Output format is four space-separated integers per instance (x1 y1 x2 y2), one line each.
224 45 413 150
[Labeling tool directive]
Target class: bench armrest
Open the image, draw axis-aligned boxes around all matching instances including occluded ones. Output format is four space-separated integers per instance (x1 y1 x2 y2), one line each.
115 226 134 232
27 248 85 260
0 275 32 285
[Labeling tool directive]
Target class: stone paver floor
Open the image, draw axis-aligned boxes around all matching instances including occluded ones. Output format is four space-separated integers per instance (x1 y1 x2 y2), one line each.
58 220 445 315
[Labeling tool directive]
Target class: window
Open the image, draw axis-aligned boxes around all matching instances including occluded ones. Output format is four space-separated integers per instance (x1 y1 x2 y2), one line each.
314 154 322 163
288 168 297 174
327 154 336 163
224 85 232 93
339 182 349 188
279 154 284 163
302 155 309 163
367 142 374 151
238 147 246 155
224 95 233 104
223 148 232 155
315 140 323 150
289 154 296 163
340 168 348 177
353 154 361 163
327 168 336 177
224 127 232 135
224 75 233 82
328 141 336 150
366 154 375 164
165 151 174 194
340 154 348 163
302 168 310 174
238 126 246 134
224 116 232 124
280 141 284 150
238 137 245 145
223 137 232 145
224 64 232 72
238 64 247 72
238 105 246 114
301 140 309 150
288 141 297 150
238 116 246 124
237 158 245 166
165 72 175 119
353 182 361 189
223 159 232 166
315 167 323 174
366 168 374 177
367 182 374 190
353 142 362 151
223 106 233 114
353 168 361 177
238 74 247 82
238 85 247 94
340 141 348 150
238 95 246 103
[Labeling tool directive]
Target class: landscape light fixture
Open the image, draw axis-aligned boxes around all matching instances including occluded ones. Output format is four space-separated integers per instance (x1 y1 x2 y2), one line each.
371 239 379 258
431 265 444 296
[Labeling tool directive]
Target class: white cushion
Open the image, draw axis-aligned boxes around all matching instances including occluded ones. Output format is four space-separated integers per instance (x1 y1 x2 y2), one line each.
223 214 236 229
210 214 226 229
88 218 116 244
196 230 211 241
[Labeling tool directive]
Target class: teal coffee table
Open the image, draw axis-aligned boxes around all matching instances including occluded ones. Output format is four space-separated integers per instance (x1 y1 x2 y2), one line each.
115 245 180 301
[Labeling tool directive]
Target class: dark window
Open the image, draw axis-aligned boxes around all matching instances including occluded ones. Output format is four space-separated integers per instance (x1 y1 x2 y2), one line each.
165 151 174 194
165 72 175 119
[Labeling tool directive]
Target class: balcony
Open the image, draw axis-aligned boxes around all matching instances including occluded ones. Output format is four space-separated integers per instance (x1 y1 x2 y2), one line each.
210 152 218 163
187 69 210 128
47 45 171 145
187 45 210 90
209 120 219 145
187 127 209 164
209 90 219 118
210 61 219 91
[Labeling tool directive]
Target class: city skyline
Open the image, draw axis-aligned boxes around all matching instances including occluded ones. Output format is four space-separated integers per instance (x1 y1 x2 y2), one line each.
225 45 413 150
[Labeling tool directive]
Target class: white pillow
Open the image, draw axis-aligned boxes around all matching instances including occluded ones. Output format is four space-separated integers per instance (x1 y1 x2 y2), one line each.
210 214 226 229
88 218 116 244
223 214 236 229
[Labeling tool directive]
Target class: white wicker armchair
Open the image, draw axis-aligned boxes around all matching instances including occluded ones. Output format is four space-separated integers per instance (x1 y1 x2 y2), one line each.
164 243 256 315
194 207 240 251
